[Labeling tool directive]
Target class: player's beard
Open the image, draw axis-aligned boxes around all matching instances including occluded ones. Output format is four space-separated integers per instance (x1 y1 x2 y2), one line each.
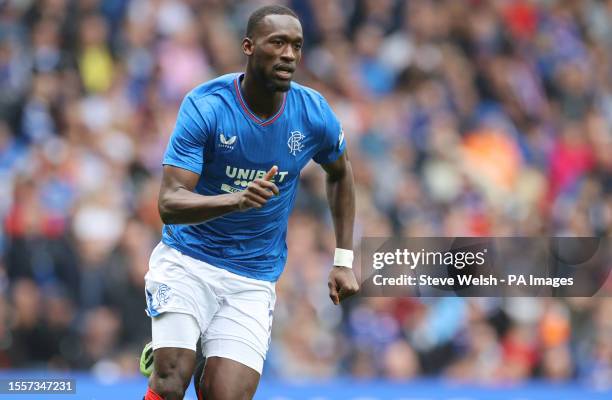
270 70 292 92
271 79 291 92
265 76 291 92
257 67 291 93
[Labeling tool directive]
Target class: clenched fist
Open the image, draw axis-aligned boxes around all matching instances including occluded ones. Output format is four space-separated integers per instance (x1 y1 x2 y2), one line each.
328 266 359 305
235 165 280 210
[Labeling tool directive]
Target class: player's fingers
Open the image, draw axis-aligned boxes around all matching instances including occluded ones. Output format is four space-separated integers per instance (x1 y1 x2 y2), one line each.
244 191 268 206
328 281 339 305
264 165 278 181
241 198 261 210
339 284 359 301
254 179 280 196
247 183 275 199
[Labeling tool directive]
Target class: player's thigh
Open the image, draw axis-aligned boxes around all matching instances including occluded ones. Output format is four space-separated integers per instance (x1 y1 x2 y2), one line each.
201 356 260 400
199 283 274 398
202 281 275 374
150 312 200 390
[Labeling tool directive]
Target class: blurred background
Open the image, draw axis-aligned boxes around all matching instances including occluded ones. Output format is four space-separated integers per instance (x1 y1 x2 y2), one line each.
0 0 611 397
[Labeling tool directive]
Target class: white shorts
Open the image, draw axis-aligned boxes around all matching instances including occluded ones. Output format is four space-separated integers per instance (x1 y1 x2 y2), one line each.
144 242 276 374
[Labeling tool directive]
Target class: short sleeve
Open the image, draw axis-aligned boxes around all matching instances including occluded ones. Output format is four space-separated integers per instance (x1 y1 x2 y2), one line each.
162 95 209 174
313 97 346 164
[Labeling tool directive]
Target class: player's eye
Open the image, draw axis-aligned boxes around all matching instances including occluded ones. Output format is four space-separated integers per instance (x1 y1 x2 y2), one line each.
294 43 302 50
271 39 284 46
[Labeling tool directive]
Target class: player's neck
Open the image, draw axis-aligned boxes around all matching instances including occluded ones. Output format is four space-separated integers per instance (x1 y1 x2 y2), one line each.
240 74 284 121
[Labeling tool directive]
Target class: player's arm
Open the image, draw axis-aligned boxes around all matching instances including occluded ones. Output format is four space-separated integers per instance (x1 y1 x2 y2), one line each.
322 150 354 251
158 165 279 225
321 150 359 305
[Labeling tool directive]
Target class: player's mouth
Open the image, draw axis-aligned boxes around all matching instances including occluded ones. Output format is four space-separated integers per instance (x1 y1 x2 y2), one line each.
274 65 294 80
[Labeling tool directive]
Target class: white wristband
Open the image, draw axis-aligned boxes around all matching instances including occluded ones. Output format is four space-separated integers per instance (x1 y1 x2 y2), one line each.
334 248 354 268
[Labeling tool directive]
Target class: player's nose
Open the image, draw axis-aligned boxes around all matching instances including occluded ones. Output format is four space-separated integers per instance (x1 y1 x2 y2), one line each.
280 46 296 62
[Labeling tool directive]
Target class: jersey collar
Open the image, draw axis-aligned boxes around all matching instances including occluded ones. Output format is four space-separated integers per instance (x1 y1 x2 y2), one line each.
233 74 287 127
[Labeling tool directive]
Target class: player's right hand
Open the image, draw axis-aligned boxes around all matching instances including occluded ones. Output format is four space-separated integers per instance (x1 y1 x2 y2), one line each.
235 165 280 211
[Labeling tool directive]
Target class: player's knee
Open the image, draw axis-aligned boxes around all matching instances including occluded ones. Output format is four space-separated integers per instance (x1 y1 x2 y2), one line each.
150 359 192 400
150 370 187 400
149 383 184 400
203 376 257 400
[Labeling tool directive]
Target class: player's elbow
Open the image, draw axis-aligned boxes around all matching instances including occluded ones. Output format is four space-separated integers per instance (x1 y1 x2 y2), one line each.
326 159 352 184
158 203 171 225
158 196 177 225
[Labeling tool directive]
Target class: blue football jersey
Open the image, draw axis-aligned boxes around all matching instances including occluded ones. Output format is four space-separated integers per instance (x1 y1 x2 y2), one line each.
161 73 345 281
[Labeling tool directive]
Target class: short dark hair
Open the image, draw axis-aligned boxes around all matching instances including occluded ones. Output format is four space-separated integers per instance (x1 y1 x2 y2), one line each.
246 5 299 38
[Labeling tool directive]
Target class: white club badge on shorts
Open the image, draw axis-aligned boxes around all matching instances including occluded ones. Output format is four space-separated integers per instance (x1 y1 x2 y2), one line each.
145 283 173 317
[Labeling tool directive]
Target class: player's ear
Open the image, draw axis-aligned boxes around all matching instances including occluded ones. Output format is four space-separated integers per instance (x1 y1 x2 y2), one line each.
242 37 254 56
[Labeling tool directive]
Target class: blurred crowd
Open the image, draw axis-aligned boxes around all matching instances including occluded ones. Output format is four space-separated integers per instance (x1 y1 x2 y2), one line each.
1 0 611 389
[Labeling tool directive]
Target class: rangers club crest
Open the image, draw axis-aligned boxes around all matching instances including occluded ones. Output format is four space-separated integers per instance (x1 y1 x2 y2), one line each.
156 284 171 306
288 131 304 156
